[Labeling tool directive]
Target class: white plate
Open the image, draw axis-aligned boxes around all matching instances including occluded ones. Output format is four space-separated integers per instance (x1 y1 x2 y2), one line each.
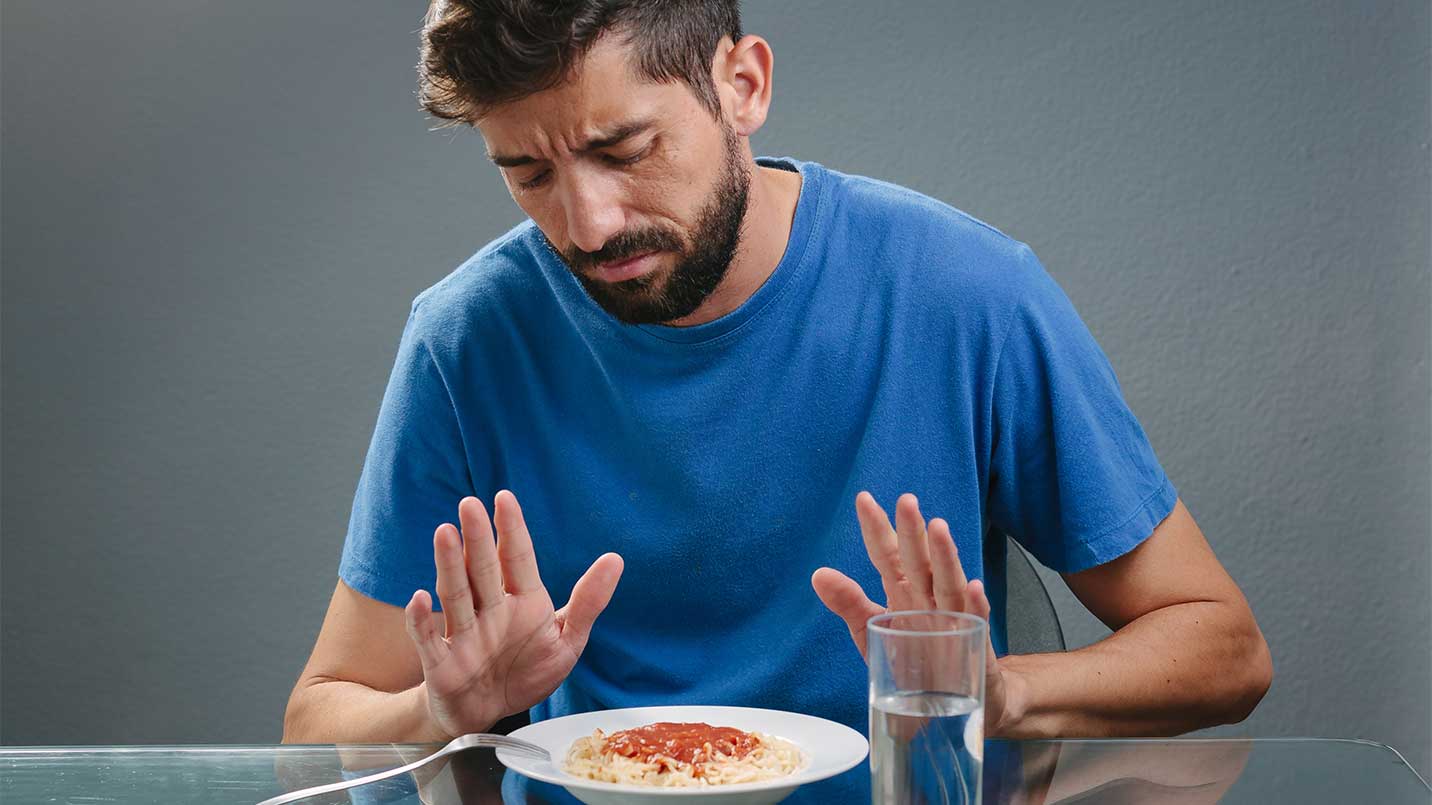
496 705 869 805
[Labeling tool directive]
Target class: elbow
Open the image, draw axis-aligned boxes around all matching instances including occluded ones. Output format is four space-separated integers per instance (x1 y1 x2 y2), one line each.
282 678 320 744
281 693 305 744
1224 627 1273 725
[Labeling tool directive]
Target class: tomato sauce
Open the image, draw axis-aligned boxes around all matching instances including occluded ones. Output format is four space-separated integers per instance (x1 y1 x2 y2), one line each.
603 722 761 771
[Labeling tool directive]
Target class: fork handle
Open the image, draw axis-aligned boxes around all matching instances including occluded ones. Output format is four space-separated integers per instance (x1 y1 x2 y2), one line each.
254 751 435 805
254 734 548 805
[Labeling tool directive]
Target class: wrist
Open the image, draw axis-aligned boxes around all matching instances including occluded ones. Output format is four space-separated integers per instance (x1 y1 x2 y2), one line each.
408 682 455 743
991 664 1031 739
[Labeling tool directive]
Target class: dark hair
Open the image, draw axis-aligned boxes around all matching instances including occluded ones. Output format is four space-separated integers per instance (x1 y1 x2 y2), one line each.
419 0 742 125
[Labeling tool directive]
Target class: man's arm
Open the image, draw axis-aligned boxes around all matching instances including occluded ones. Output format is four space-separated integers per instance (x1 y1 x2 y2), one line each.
283 580 451 744
814 494 1272 739
996 499 1273 738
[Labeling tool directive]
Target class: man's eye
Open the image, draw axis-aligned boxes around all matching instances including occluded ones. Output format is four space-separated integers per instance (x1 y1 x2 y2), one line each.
603 149 647 167
517 170 551 190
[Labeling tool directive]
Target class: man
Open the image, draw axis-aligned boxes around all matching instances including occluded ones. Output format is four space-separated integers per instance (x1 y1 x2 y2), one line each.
284 0 1271 782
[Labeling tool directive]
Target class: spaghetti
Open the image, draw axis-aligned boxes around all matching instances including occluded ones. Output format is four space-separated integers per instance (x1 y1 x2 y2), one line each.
562 721 804 786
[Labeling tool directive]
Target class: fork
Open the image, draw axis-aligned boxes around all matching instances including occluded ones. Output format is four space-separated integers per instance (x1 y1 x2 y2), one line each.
255 733 551 805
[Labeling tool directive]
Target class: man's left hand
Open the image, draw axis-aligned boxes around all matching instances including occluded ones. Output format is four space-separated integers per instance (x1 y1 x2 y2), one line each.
812 491 1022 737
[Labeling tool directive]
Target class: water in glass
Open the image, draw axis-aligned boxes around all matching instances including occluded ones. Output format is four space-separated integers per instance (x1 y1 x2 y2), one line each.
870 690 983 805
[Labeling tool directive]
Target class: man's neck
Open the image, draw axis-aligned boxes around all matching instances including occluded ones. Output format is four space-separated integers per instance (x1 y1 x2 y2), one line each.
664 160 803 327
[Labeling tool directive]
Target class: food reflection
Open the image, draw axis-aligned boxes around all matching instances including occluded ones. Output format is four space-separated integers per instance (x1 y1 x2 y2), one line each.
985 739 1253 805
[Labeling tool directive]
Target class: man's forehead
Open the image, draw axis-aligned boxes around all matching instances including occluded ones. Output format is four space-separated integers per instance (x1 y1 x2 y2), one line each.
477 90 683 166
476 36 686 159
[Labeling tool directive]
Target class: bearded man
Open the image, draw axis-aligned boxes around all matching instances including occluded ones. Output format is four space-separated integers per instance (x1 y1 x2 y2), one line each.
284 2 1271 799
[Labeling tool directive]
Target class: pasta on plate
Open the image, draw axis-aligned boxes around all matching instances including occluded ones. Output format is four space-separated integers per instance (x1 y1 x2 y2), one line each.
563 721 804 787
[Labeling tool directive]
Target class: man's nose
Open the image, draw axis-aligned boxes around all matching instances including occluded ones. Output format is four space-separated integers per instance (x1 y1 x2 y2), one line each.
561 172 625 255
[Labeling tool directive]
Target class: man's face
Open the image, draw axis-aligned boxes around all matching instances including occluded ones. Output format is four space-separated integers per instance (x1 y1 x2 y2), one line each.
476 36 751 325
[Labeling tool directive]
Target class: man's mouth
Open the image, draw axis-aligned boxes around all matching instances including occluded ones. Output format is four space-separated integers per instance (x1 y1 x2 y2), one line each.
592 251 660 283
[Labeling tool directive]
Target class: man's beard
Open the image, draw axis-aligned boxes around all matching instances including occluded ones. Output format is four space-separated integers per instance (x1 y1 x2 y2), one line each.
551 128 751 325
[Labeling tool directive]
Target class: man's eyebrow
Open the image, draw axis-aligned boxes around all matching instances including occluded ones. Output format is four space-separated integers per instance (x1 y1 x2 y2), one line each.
487 119 656 168
489 152 538 168
584 119 654 151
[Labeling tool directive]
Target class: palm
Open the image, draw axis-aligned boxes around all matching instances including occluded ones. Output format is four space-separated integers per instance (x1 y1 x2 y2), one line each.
404 492 624 736
424 591 559 728
812 491 1009 737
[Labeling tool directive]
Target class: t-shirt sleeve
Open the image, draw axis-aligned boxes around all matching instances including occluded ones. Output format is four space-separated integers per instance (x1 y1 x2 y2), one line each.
338 308 473 609
986 246 1177 573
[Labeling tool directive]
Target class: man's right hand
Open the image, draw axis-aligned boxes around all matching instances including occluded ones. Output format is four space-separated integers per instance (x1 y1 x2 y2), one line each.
403 490 624 737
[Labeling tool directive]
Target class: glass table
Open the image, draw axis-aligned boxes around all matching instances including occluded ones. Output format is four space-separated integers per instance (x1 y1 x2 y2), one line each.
1 738 1427 804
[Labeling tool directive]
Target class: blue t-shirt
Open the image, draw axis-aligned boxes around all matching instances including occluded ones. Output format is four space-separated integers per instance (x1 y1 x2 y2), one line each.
339 155 1175 746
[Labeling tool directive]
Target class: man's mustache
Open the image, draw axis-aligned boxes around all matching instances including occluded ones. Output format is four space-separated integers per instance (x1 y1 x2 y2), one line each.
564 228 684 271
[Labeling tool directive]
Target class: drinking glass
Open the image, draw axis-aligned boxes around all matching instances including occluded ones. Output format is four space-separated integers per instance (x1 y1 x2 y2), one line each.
868 610 986 805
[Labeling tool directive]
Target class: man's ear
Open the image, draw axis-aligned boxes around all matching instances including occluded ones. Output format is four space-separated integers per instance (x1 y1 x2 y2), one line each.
715 34 774 137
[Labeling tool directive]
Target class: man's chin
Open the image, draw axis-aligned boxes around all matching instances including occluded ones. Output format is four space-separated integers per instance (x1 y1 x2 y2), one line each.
575 272 671 323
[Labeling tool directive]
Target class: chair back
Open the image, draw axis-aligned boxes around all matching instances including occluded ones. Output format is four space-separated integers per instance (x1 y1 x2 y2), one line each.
1003 534 1068 655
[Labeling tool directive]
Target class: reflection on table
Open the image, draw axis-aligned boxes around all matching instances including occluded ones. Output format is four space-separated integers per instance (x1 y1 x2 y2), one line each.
0 737 1427 804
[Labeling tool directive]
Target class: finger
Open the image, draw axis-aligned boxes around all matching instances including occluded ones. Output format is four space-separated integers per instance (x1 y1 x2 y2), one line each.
458 497 503 611
967 578 1004 679
894 493 934 605
811 567 886 660
967 578 992 622
929 518 969 612
855 491 916 611
404 589 451 671
493 490 542 595
557 553 624 652
433 524 477 635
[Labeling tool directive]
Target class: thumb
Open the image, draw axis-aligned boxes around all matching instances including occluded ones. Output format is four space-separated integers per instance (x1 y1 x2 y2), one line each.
557 553 624 653
404 589 451 673
812 567 885 659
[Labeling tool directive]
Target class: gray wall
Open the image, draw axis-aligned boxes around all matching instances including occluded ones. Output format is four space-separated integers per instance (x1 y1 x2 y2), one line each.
3 0 1428 777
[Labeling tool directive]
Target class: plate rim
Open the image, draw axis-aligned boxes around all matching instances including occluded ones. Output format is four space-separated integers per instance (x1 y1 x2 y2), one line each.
496 704 870 796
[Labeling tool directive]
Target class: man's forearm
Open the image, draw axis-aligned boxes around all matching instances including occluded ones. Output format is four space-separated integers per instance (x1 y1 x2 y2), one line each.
995 600 1272 739
282 679 454 744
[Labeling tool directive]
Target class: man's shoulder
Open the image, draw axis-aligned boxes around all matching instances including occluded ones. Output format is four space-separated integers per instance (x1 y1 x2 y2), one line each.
817 163 1053 311
823 165 1021 251
412 220 544 315
404 220 553 349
